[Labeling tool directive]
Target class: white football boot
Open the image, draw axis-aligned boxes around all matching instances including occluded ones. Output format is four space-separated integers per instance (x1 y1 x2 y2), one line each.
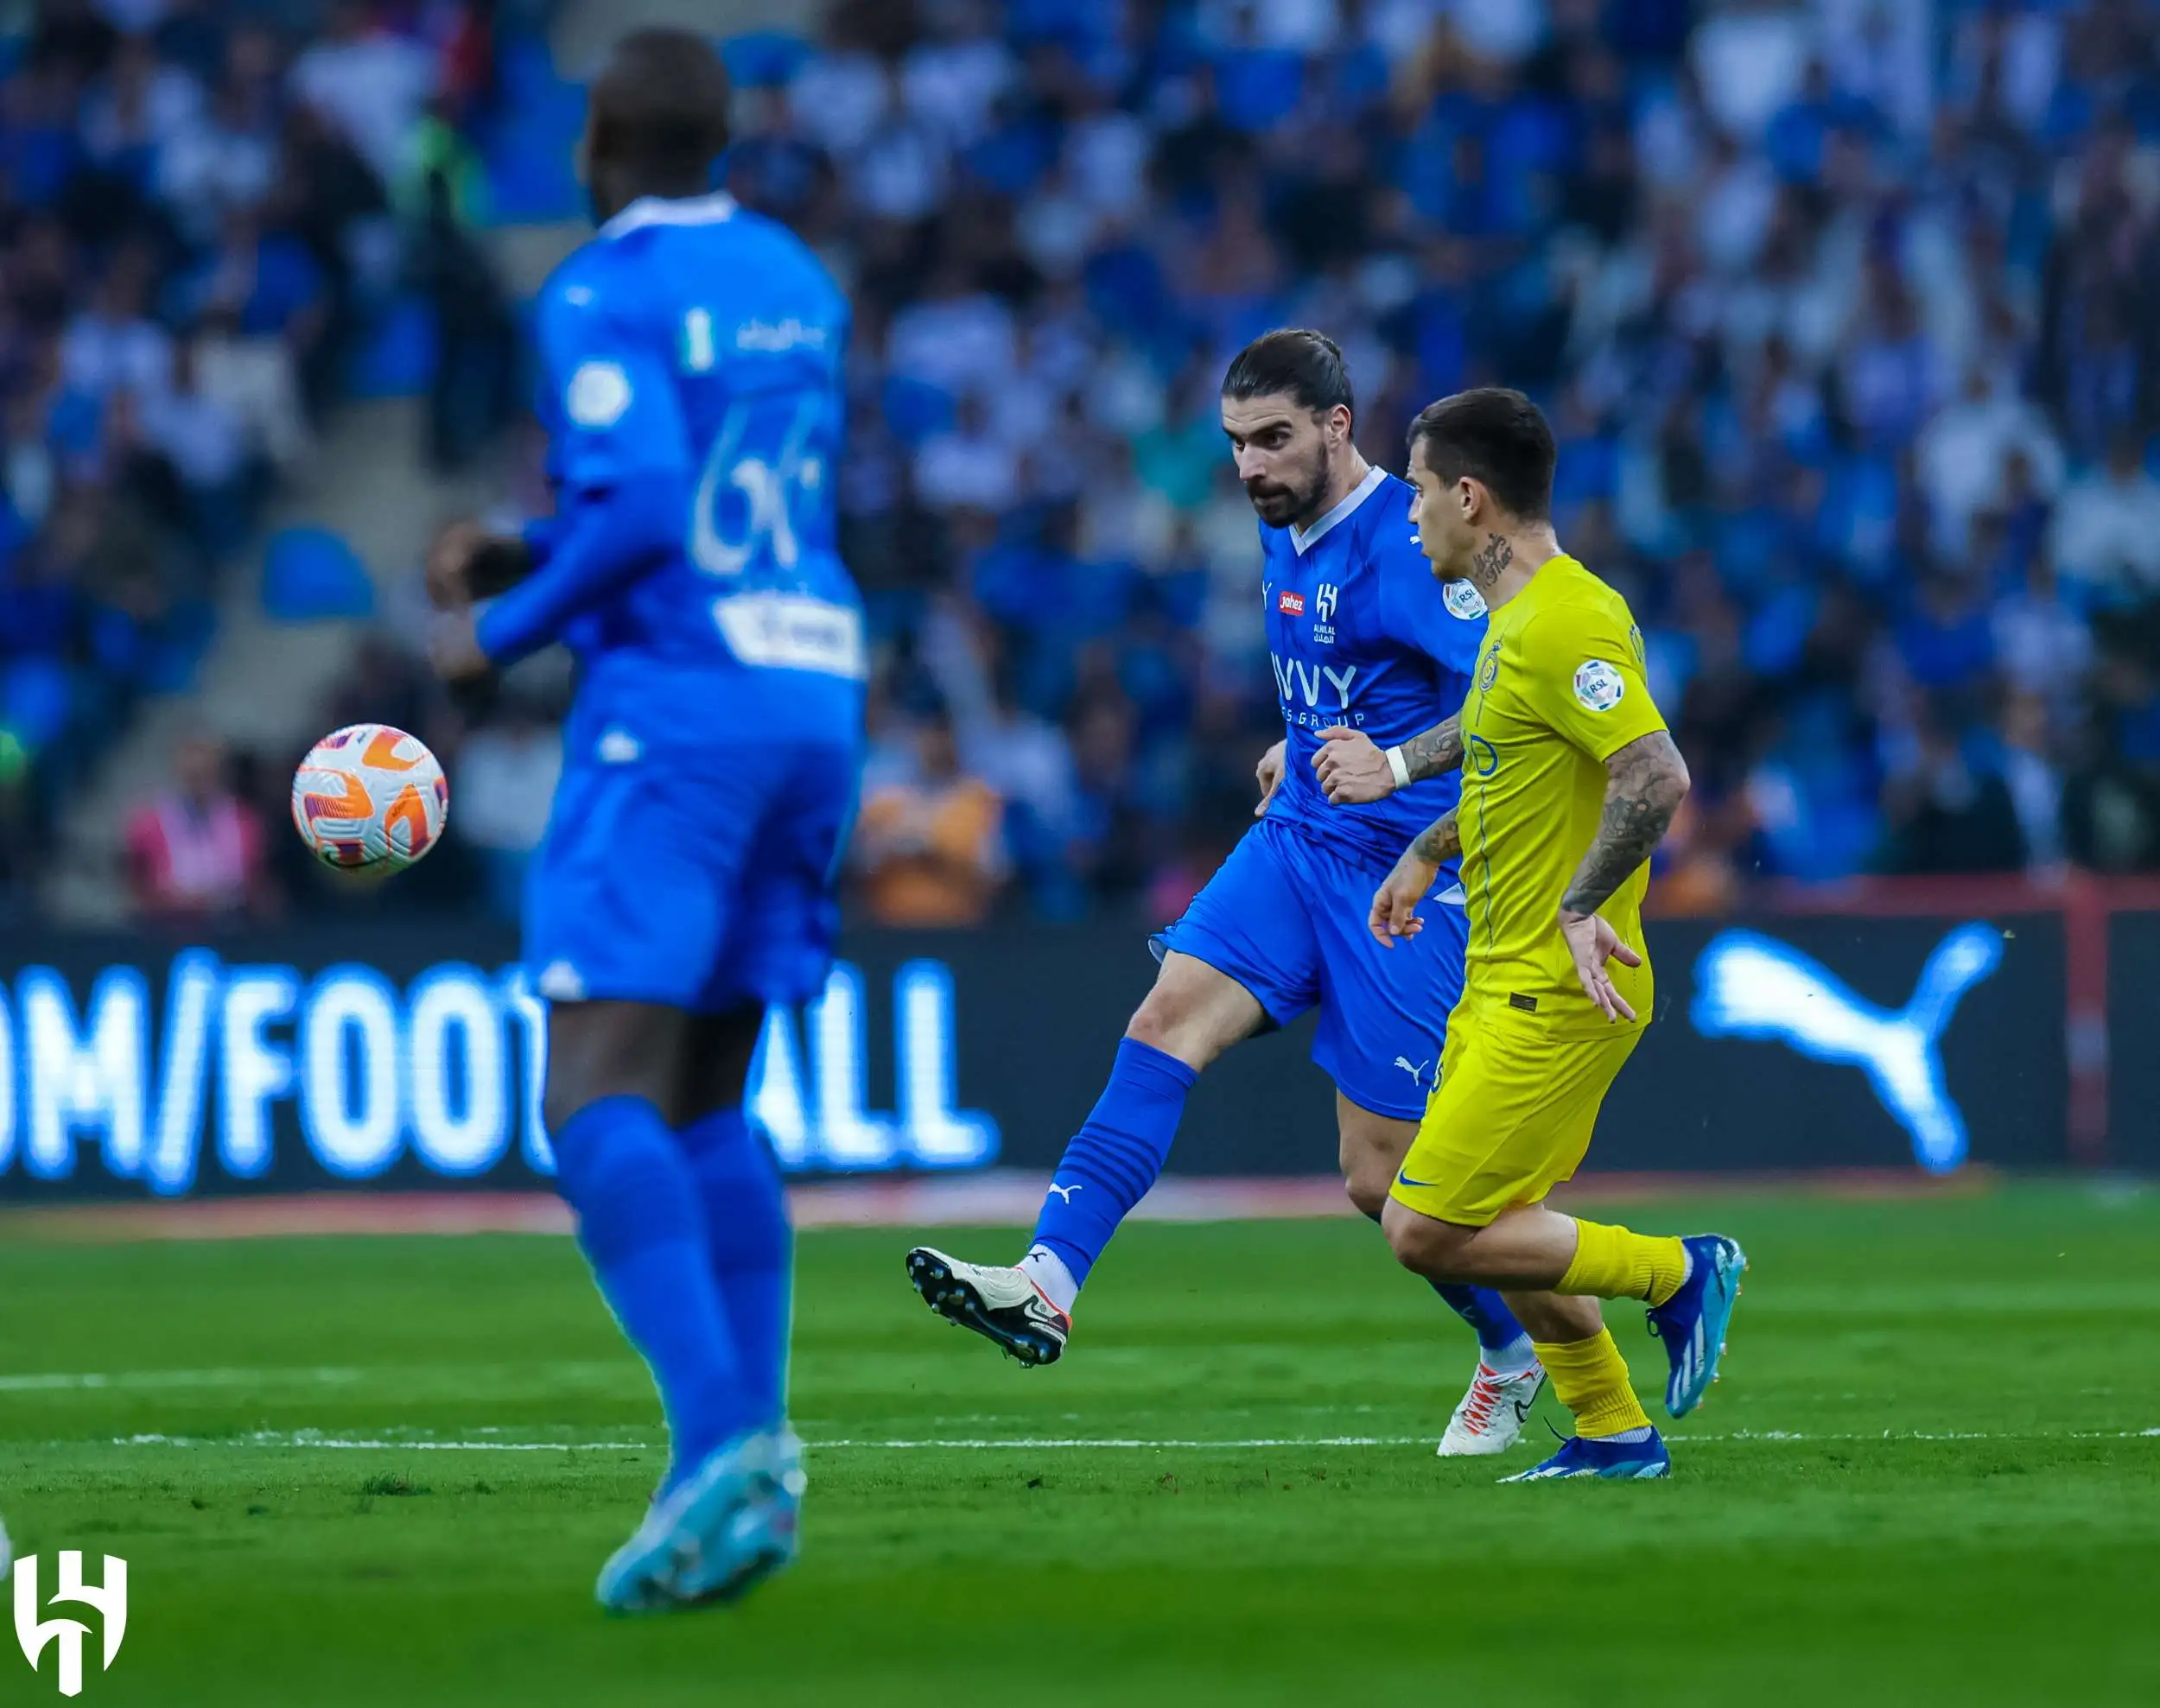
906 1247 1071 1366
1436 1359 1547 1457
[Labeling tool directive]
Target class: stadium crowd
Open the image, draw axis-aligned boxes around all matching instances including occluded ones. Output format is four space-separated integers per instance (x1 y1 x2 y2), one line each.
721 0 2160 924
16 1 2160 928
0 0 513 922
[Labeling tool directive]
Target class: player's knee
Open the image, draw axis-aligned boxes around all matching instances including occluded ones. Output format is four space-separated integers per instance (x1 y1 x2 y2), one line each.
1123 990 1218 1069
1338 1147 1393 1219
1337 1110 1412 1221
1381 1197 1475 1281
1343 1172 1389 1220
544 1063 668 1136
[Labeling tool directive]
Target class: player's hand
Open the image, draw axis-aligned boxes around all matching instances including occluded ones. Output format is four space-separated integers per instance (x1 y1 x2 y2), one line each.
1369 849 1438 949
427 606 493 683
425 518 487 610
1313 727 1395 803
1255 740 1286 816
1559 908 1642 1022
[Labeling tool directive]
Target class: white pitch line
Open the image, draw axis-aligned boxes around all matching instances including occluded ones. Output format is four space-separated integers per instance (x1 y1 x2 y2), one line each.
89 1426 2160 1452
2 1362 638 1394
116 1433 654 1452
2 1368 367 1393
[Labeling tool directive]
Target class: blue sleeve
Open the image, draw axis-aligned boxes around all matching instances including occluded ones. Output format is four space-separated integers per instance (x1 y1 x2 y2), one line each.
473 271 693 663
541 280 693 491
519 512 564 566
476 474 682 664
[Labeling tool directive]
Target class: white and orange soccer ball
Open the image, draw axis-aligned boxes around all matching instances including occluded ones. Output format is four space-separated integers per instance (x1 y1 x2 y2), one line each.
290 723 449 871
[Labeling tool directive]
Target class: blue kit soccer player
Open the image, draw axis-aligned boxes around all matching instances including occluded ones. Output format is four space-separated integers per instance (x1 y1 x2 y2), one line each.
428 30 861 1610
909 331 1550 1455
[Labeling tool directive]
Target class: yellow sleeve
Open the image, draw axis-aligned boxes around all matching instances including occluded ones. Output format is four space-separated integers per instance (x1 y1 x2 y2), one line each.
1515 595 1667 761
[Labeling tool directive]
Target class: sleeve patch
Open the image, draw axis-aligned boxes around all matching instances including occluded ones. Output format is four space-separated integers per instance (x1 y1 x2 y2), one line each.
1572 659 1625 712
1444 580 1488 620
566 360 632 429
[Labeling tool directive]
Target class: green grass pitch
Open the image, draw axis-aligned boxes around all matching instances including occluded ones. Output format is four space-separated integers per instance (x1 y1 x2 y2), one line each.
4 1186 2157 1706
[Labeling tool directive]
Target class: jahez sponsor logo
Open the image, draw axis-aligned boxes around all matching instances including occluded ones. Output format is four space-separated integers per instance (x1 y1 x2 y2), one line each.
1276 590 1306 616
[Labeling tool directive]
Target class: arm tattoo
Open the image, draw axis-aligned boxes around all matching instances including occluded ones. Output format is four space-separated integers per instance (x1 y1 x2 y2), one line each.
1399 715 1464 782
1411 810 1461 865
1559 732 1689 917
1470 533 1513 591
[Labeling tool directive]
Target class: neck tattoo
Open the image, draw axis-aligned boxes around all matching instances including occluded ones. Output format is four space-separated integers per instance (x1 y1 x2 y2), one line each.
1471 532 1513 591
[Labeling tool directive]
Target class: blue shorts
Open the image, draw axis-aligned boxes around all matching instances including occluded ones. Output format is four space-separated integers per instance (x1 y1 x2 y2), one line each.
1154 816 1468 1121
524 733 857 1015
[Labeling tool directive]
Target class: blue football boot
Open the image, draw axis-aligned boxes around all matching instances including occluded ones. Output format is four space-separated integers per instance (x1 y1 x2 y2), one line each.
1499 1431 1672 1483
1647 1234 1748 1417
597 1427 803 1613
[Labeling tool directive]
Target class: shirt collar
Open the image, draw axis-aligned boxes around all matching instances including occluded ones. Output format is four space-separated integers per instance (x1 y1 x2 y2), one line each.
598 191 739 242
1289 464 1387 556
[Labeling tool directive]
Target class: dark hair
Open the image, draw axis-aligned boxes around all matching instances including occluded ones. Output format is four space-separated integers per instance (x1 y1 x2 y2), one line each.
590 28 733 180
1407 388 1556 522
1221 328 1354 419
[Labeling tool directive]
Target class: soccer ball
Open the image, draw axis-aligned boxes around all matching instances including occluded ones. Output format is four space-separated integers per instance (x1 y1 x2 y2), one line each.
291 723 449 871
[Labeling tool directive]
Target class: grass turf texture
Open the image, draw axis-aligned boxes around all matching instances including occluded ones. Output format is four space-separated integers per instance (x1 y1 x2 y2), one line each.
3 1186 2155 1706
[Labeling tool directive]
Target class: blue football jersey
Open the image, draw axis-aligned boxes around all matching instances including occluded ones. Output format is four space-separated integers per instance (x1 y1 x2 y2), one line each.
530 191 862 743
1259 467 1488 870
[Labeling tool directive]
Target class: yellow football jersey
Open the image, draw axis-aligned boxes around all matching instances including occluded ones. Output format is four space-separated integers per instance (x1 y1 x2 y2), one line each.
1455 554 1668 1032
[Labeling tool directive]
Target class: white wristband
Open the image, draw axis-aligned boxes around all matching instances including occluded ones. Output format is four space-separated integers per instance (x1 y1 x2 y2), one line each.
1385 746 1412 791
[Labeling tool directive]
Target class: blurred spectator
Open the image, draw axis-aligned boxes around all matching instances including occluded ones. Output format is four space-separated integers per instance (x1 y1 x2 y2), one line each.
124 732 264 919
453 697 562 920
1878 711 2028 876
409 162 517 472
287 0 436 184
853 709 1008 926
1997 690 2067 874
138 336 253 552
2051 435 2160 606
194 304 314 478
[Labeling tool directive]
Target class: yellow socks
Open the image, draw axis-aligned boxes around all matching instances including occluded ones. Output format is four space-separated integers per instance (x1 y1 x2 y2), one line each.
1558 1218 1688 1305
1535 1329 1653 1439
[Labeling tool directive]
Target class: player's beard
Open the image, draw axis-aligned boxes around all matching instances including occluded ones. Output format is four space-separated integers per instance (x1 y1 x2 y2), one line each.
1244 441 1333 530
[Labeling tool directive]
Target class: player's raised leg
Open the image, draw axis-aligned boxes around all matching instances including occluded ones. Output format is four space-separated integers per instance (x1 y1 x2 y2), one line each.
906 949 1254 1362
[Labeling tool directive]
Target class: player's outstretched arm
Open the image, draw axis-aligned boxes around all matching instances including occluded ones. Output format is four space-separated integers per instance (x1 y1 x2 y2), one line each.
1313 716 1462 804
1555 731 1690 1020
1369 810 1459 947
473 473 683 668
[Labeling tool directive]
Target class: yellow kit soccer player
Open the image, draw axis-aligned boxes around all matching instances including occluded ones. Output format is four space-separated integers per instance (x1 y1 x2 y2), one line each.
1337 387 1747 1481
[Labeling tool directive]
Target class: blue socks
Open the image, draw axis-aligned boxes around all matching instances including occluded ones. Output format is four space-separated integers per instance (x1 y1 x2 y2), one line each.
1028 1038 1197 1293
550 1095 753 1483
676 1106 793 1430
1359 1206 1531 1362
1021 1035 1534 1372
1436 1283 1530 1355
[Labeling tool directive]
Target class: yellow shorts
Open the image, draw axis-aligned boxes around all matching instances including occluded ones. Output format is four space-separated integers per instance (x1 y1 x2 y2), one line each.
1388 998 1644 1227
